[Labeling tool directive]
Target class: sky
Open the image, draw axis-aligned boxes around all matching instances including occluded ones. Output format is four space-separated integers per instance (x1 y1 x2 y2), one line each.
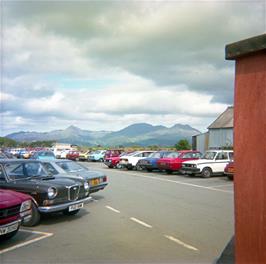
1 0 265 136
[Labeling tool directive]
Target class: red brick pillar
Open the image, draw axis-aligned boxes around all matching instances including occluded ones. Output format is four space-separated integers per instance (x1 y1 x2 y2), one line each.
226 34 266 263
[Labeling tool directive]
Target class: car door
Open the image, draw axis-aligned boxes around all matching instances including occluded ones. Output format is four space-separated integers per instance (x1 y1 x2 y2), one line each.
214 152 230 173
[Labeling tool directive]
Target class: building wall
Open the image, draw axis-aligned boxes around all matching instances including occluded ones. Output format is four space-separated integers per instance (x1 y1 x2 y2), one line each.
208 128 233 149
193 132 209 153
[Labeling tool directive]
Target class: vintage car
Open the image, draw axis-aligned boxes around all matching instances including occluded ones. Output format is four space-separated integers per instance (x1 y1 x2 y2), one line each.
78 150 91 161
66 151 80 161
157 150 202 174
181 150 234 178
104 152 129 168
42 159 108 193
136 151 174 172
0 189 32 240
224 161 234 180
119 151 155 170
104 150 123 160
88 150 106 162
0 160 91 226
30 151 56 160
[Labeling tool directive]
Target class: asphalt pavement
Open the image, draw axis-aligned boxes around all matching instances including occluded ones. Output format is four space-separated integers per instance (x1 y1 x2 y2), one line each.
0 162 234 264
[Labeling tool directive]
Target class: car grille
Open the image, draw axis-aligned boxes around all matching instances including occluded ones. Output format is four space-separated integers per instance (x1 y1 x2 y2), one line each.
182 164 194 168
67 185 80 201
0 204 20 219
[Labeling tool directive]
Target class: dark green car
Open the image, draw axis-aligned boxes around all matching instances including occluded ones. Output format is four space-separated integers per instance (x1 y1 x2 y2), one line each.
0 160 91 226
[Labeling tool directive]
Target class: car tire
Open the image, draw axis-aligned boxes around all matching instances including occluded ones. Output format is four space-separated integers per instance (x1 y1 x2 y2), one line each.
62 209 80 216
22 202 40 227
147 168 152 172
166 170 172 174
108 165 113 168
227 175 233 181
202 167 212 178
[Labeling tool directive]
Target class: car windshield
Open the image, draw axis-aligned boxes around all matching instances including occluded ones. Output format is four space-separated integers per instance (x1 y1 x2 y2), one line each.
5 162 49 180
165 152 181 158
202 151 217 160
149 152 162 158
56 161 87 172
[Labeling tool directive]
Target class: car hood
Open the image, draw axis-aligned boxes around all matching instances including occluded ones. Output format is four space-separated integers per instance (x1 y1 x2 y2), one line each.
0 189 31 207
62 170 105 180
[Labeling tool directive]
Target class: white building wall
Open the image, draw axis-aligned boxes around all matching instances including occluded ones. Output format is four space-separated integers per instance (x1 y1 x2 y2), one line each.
209 128 233 149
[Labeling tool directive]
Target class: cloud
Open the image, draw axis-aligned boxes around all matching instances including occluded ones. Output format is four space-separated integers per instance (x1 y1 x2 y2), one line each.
1 1 264 135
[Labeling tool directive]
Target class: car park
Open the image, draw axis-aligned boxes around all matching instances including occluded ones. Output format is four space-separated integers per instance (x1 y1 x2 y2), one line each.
136 151 174 172
157 150 202 174
30 151 56 160
181 150 234 178
224 161 234 180
88 150 106 162
0 160 91 226
0 189 32 240
42 159 108 193
119 151 155 170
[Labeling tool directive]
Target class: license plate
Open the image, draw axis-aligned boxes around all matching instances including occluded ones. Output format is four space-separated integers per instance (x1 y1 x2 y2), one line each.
69 203 83 212
0 222 19 235
90 179 100 186
228 168 234 173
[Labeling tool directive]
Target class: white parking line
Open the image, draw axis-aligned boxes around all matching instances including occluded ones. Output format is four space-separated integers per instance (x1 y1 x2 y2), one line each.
210 184 233 188
0 230 53 255
116 171 233 194
105 205 121 213
164 235 199 252
130 217 152 228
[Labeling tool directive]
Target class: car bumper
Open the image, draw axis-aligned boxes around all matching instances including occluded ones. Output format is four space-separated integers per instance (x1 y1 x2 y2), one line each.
38 196 92 213
180 168 201 175
90 183 108 193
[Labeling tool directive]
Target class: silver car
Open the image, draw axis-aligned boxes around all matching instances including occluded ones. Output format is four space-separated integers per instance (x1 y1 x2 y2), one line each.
42 159 108 193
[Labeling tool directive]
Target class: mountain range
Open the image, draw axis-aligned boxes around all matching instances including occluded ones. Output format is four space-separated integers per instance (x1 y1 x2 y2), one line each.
5 123 201 147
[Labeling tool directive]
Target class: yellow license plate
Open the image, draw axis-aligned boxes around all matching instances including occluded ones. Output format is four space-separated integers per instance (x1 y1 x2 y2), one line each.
90 179 100 186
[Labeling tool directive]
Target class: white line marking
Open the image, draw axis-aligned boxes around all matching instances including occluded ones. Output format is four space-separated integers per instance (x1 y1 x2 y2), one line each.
210 184 233 188
130 217 152 228
115 170 233 194
0 230 53 255
164 235 199 251
105 205 120 213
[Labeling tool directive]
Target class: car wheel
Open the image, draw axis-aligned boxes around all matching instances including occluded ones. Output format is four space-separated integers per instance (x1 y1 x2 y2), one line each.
108 165 113 168
63 209 80 216
166 170 172 174
22 202 40 227
202 167 212 178
227 175 233 181
147 168 152 172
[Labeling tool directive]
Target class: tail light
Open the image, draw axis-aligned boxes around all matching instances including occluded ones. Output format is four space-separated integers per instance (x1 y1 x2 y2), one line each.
103 176 107 182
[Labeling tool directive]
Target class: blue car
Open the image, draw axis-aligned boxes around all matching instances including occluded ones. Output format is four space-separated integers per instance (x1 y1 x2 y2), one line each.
136 151 173 172
30 151 56 160
88 150 106 162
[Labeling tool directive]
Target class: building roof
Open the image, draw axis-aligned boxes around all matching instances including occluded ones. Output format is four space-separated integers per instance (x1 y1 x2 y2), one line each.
225 33 266 60
208 107 234 129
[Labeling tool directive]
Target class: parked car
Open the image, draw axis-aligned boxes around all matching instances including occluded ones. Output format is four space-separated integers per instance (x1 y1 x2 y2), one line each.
66 151 80 161
157 150 202 174
136 151 174 172
119 151 155 170
181 150 234 178
104 150 123 160
224 161 234 180
0 160 91 226
42 159 108 193
0 189 32 240
104 152 129 168
78 150 91 161
88 150 106 162
30 151 56 160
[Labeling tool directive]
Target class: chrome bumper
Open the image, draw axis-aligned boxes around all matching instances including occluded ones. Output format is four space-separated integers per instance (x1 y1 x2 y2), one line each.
38 196 92 213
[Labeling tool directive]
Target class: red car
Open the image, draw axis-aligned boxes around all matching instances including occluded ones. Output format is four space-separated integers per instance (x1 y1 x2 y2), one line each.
66 151 80 161
104 150 123 160
104 152 130 168
157 150 202 174
0 189 32 240
224 161 234 180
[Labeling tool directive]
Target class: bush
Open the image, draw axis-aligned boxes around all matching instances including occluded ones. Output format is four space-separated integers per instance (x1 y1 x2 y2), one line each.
175 139 191 150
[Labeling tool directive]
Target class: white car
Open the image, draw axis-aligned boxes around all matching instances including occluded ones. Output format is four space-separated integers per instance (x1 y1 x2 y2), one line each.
181 150 234 178
119 151 155 170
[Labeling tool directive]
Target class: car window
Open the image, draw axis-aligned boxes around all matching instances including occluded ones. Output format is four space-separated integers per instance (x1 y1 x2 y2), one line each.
0 166 5 181
56 161 87 172
203 152 217 160
229 152 234 160
149 152 161 158
216 152 228 160
43 163 59 175
165 152 181 158
24 162 47 176
182 153 193 158
143 152 153 157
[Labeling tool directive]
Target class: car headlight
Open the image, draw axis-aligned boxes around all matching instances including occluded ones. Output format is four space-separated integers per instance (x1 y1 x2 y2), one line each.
20 200 32 212
48 187 57 199
84 182 89 190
